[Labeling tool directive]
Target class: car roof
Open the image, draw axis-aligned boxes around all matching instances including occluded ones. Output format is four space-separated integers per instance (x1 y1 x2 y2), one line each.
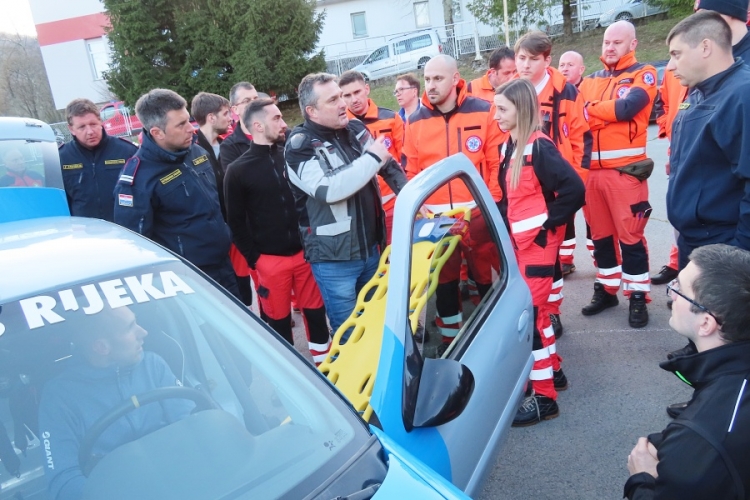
0 216 179 303
0 117 56 143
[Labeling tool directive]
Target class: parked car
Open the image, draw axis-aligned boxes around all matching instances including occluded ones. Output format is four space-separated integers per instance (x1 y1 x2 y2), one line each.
353 30 442 82
100 101 143 137
0 153 532 499
597 0 667 27
0 117 63 192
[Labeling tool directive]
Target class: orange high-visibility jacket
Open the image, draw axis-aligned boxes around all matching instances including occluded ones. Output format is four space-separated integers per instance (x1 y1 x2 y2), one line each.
534 67 592 181
347 99 404 211
404 79 504 212
466 72 496 103
579 52 657 169
656 70 689 142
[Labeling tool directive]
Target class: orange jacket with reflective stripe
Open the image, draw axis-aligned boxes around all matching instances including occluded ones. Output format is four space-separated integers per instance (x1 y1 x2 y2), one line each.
534 67 592 181
656 70 688 142
466 72 496 103
347 99 404 211
404 79 504 212
579 52 657 169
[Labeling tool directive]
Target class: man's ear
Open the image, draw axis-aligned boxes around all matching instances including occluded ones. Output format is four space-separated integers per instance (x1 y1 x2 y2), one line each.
149 126 164 140
696 312 721 340
91 338 110 357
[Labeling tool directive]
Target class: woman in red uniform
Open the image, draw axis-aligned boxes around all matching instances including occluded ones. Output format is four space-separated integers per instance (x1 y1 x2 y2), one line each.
494 78 585 427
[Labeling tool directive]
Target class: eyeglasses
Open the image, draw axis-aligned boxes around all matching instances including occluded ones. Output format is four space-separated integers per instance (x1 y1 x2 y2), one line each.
232 97 254 107
666 279 723 326
393 86 417 96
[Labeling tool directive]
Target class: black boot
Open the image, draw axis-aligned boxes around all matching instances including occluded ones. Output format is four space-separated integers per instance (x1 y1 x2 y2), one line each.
512 395 559 427
629 291 649 328
550 314 563 339
581 283 619 316
553 369 568 391
651 265 678 285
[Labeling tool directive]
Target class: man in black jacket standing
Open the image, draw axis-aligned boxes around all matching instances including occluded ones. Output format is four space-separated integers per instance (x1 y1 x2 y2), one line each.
219 82 259 172
624 244 750 499
225 99 331 363
192 92 231 219
59 98 137 221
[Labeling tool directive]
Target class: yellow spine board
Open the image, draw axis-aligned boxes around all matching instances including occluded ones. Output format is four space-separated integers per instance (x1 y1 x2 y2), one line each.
317 208 471 421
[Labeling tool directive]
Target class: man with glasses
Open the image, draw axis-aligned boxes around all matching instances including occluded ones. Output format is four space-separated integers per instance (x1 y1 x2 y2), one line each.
220 82 259 172
624 243 750 500
394 73 421 122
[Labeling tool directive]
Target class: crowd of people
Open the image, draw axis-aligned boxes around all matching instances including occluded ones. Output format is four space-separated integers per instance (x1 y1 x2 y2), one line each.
52 1 750 496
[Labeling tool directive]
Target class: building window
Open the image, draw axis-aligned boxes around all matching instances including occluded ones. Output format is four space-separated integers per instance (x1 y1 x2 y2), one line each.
351 12 367 38
87 37 110 81
414 1 430 28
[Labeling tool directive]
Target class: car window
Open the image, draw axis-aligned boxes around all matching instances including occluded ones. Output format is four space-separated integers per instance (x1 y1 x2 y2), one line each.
0 263 368 499
394 34 432 55
100 107 115 120
368 46 389 63
408 177 507 359
0 140 59 188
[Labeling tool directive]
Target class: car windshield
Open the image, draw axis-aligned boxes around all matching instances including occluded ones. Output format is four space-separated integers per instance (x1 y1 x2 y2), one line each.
0 139 60 189
0 262 367 499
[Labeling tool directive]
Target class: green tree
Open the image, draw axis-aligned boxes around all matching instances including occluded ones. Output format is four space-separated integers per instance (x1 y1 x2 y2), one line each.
102 0 325 107
466 0 560 35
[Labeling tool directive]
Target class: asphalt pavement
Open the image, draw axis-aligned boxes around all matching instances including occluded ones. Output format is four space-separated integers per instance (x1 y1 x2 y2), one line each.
479 125 691 500
276 124 689 499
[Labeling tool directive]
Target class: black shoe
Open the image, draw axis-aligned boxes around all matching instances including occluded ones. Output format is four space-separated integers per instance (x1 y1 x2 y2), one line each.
651 265 679 285
667 401 689 419
562 263 576 276
629 291 649 328
553 369 568 391
581 283 619 316
550 314 563 339
667 343 697 360
512 395 559 427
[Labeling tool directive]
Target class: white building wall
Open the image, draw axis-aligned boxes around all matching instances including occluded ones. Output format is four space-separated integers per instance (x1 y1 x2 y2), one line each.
29 0 104 25
41 41 112 109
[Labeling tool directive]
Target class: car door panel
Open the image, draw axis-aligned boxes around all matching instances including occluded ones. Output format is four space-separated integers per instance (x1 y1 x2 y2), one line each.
369 153 533 496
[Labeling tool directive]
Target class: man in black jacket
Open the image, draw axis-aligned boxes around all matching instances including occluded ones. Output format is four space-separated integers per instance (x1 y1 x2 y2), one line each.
113 89 240 299
219 82 258 172
225 99 331 363
59 98 137 221
192 92 231 219
624 244 750 499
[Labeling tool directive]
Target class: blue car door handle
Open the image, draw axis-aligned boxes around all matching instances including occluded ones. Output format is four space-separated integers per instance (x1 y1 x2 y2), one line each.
517 309 529 336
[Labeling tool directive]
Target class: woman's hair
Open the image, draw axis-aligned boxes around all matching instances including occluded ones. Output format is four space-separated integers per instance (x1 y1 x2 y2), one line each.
495 79 541 189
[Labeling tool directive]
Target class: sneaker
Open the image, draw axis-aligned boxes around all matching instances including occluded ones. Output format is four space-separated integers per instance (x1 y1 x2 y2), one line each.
550 314 563 339
553 369 568 391
629 291 649 328
581 283 619 316
666 401 689 419
651 265 679 285
512 395 559 427
667 343 697 360
562 263 576 276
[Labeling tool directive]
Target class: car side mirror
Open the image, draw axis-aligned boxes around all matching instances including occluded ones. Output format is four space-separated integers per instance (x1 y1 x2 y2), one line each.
402 327 475 431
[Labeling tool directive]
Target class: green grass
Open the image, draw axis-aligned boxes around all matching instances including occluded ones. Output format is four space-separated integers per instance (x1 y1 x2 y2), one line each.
279 16 678 128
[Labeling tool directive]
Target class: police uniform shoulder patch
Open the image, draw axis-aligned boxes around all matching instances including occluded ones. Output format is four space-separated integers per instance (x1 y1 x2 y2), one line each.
288 132 309 150
643 72 656 86
118 157 140 185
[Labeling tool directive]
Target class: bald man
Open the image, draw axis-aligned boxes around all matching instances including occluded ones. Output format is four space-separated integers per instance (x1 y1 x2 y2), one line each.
403 54 503 352
558 51 586 87
578 21 657 328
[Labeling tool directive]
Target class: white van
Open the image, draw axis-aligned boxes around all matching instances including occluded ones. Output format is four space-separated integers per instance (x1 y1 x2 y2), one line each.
353 30 442 81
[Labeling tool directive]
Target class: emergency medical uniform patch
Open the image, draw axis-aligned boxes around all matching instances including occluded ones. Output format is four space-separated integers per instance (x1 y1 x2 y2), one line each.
465 136 482 153
643 72 656 86
617 86 630 99
383 136 392 149
562 123 569 138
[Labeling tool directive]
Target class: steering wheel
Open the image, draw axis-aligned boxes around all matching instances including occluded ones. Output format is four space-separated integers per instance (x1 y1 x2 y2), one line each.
78 386 216 476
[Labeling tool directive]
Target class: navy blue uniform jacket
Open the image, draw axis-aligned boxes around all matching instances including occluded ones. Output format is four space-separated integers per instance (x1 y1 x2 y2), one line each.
59 130 137 222
667 60 750 250
113 132 232 268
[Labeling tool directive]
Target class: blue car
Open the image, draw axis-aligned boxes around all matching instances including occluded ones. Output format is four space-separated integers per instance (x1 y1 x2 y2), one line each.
0 153 532 499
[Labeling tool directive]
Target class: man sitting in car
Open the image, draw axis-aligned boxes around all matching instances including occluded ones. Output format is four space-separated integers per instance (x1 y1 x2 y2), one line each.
38 306 192 500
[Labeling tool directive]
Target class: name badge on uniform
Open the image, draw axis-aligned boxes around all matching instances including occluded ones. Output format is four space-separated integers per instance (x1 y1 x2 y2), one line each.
160 169 182 185
192 155 208 166
679 103 690 110
118 194 133 207
62 163 83 170
105 159 126 165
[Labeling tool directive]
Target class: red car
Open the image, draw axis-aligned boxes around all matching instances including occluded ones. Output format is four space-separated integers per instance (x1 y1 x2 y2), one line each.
100 101 143 137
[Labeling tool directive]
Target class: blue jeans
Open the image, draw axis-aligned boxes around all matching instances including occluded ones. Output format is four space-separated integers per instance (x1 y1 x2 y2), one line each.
311 248 380 336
